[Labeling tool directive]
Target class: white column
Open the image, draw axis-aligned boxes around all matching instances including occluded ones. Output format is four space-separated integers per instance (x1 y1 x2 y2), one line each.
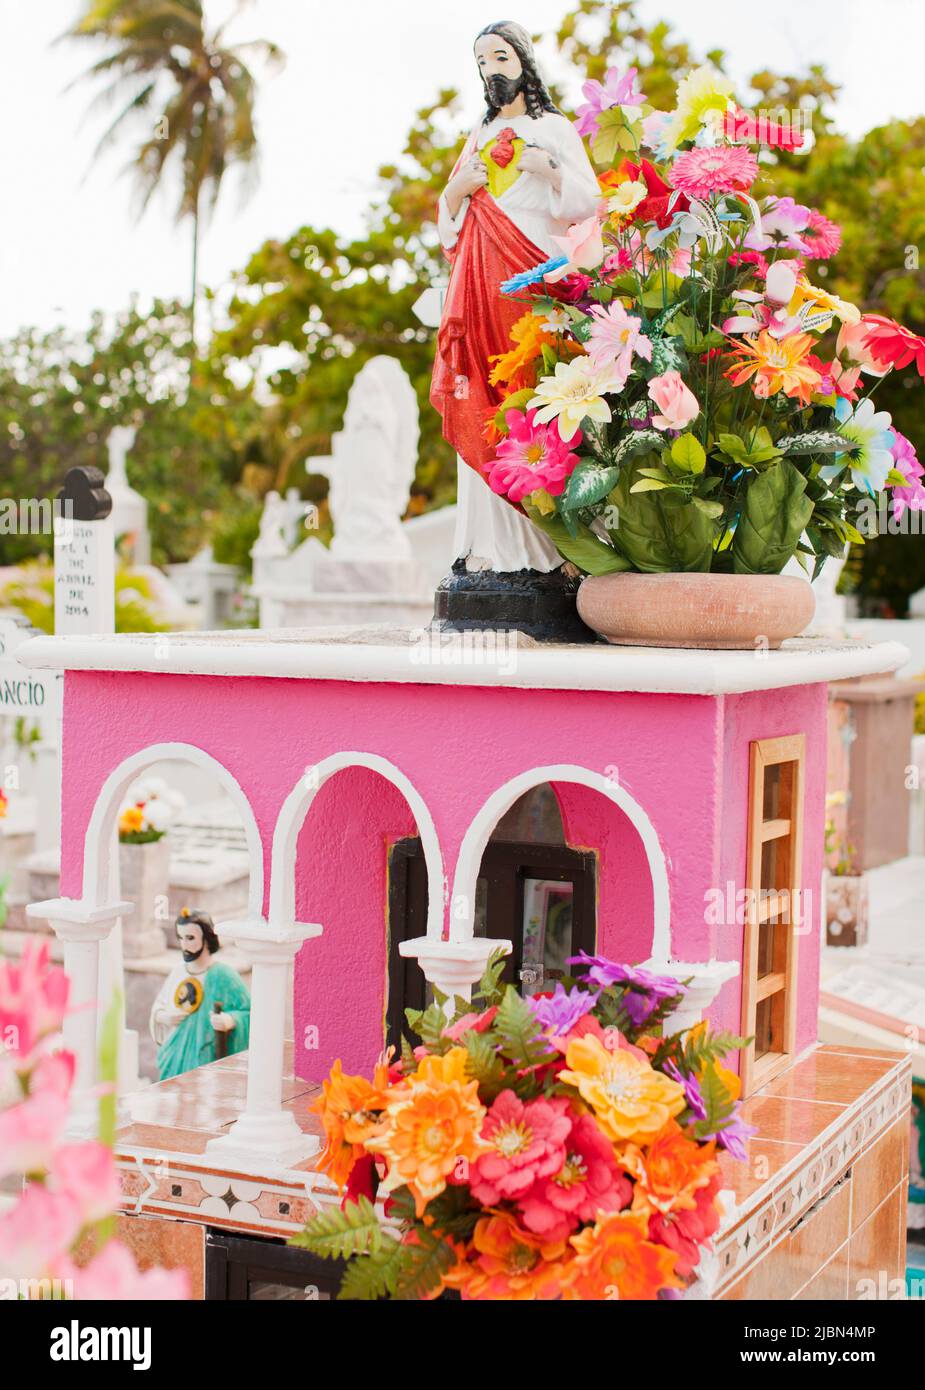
27 896 132 1134
205 917 321 1171
398 936 512 1008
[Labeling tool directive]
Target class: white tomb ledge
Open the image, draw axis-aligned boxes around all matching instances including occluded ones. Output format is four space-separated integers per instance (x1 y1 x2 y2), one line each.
15 625 909 697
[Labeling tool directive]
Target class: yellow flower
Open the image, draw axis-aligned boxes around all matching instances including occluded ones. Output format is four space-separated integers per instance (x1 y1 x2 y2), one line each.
558 1034 685 1145
528 358 619 442
607 178 647 222
371 1047 487 1216
662 65 735 152
787 277 860 331
119 805 144 835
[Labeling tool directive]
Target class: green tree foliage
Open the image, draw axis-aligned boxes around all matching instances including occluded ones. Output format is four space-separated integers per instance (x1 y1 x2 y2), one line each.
0 300 263 567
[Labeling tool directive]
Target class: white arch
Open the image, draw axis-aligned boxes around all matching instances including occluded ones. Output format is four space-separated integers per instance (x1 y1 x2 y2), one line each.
80 741 264 915
269 752 444 939
451 765 671 961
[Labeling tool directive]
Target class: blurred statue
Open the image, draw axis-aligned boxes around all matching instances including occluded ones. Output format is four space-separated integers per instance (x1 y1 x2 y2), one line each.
309 356 419 562
149 908 250 1081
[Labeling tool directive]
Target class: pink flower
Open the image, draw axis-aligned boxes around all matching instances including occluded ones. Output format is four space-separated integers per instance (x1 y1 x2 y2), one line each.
470 1091 571 1204
54 1241 190 1300
723 105 805 151
0 1087 71 1180
888 431 925 522
50 1142 121 1226
836 317 892 377
575 67 646 140
0 1182 83 1281
586 300 653 380
647 371 700 431
723 260 805 339
745 196 812 254
670 146 758 199
0 939 69 1067
548 216 605 277
801 208 842 260
518 1107 632 1243
443 1006 498 1042
486 410 581 504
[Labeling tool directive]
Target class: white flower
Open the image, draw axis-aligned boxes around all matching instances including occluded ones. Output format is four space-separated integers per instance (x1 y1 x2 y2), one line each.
539 307 572 335
607 178 647 218
528 358 621 442
142 798 174 833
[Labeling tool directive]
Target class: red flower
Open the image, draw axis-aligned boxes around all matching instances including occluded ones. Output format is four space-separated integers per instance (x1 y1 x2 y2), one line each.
723 105 805 151
647 1173 722 1277
544 273 592 304
618 157 689 229
858 314 925 379
470 1092 571 1204
342 1152 380 1208
519 1109 633 1243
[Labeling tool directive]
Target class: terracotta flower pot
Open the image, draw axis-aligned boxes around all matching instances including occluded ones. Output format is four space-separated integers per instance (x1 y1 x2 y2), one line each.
576 572 816 650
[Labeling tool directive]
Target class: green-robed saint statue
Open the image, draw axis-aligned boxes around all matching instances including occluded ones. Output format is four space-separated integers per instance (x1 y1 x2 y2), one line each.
149 908 250 1081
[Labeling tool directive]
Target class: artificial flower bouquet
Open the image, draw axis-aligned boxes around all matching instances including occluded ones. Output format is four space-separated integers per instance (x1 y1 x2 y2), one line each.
484 65 925 577
294 952 752 1301
117 775 184 844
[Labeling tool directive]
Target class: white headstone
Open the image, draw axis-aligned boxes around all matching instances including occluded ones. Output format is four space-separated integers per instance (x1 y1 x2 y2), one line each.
54 467 116 637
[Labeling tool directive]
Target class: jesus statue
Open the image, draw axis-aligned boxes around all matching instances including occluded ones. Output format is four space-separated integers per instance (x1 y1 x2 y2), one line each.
431 20 600 587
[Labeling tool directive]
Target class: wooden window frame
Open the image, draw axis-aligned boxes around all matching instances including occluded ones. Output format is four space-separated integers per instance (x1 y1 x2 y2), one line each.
740 734 805 1096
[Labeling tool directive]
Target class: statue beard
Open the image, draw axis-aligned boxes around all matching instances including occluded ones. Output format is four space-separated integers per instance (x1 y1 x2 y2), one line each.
182 945 205 964
485 72 523 109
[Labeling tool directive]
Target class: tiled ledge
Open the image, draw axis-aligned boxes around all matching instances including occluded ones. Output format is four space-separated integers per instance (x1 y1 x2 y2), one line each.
113 1042 911 1293
712 1044 910 1299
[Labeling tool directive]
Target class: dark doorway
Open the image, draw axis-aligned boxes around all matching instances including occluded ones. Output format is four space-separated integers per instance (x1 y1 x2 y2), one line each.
387 785 596 1052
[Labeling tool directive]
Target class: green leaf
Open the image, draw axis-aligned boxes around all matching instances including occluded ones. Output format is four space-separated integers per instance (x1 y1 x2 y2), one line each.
670 433 706 474
492 387 534 434
692 497 724 518
472 947 508 1007
524 507 630 576
630 477 673 493
462 1027 508 1101
606 461 716 571
777 430 859 456
494 986 556 1071
563 458 620 509
391 1225 458 1301
732 458 815 575
690 1060 736 1141
337 1234 405 1301
292 1196 386 1260
716 429 781 469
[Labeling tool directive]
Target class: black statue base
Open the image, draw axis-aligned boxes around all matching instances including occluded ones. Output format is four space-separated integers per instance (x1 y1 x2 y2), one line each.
432 559 598 644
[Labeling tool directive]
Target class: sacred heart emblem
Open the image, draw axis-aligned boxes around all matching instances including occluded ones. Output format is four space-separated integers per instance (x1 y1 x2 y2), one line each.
481 127 525 199
174 976 204 1015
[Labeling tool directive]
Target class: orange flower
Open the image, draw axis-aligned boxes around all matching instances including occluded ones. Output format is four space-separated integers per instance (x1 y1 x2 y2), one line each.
724 330 822 405
441 1211 571 1301
622 1120 720 1218
312 1059 388 1190
118 805 144 835
489 311 584 392
688 1021 741 1101
563 1210 682 1300
371 1047 486 1216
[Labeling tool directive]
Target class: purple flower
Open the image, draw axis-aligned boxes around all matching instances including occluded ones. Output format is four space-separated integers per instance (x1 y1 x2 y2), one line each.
568 954 685 1025
527 982 598 1035
575 66 646 140
664 1061 757 1161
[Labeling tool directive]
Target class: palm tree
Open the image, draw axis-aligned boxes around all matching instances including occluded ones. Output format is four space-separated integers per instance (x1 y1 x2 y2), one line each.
65 0 284 335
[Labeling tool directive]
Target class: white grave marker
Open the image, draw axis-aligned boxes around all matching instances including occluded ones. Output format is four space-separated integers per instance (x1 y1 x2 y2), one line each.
54 467 115 637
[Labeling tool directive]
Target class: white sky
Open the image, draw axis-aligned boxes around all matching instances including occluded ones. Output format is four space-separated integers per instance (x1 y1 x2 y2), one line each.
2 0 923 339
